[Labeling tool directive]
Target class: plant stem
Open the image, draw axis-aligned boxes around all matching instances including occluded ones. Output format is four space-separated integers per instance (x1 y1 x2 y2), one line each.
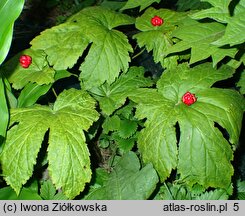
132 48 146 60
52 87 58 98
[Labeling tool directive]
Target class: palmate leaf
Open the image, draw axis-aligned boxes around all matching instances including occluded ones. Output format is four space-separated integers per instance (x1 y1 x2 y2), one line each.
134 7 187 68
212 0 245 46
190 0 231 23
0 89 99 199
85 152 159 200
166 19 238 66
89 66 153 116
129 63 244 189
1 49 55 89
31 23 90 71
121 0 160 11
31 6 134 89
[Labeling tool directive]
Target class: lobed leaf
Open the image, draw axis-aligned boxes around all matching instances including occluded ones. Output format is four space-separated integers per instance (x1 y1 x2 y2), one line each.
212 0 245 46
31 6 134 89
74 7 134 89
0 89 99 198
89 66 153 116
68 6 134 31
134 8 188 68
1 49 55 89
1 106 50 194
129 63 244 189
190 0 231 23
79 30 132 89
31 24 90 70
166 21 238 65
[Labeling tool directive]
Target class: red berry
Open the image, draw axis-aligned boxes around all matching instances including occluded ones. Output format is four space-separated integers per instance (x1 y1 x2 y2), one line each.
182 92 197 106
19 55 32 68
151 15 164 26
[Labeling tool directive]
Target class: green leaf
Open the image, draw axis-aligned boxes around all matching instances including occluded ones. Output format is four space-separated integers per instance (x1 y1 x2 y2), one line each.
17 69 73 108
0 0 24 65
0 186 42 200
135 8 188 33
53 192 69 200
2 49 55 89
177 0 211 11
40 179 68 200
129 63 244 189
212 0 245 46
31 23 90 70
40 180 56 200
191 0 231 23
117 119 138 139
121 0 160 11
100 0 125 10
103 115 138 138
103 115 121 134
166 21 238 65
133 8 188 68
112 133 136 153
237 70 245 94
18 83 52 108
154 183 192 200
75 7 134 89
195 187 230 200
0 0 24 141
3 77 17 108
0 77 8 140
31 6 134 89
54 69 73 81
85 152 159 199
89 66 153 115
237 180 245 200
79 30 132 88
0 89 99 199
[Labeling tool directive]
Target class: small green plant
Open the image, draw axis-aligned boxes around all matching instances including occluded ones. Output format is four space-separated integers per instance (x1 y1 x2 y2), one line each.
0 0 244 200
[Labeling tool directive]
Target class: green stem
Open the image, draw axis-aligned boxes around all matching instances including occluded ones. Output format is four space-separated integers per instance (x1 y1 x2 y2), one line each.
52 87 58 98
132 48 146 60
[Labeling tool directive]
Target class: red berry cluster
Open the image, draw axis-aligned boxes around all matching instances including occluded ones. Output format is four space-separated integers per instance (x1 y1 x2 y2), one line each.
19 55 32 68
151 15 164 26
182 92 197 106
